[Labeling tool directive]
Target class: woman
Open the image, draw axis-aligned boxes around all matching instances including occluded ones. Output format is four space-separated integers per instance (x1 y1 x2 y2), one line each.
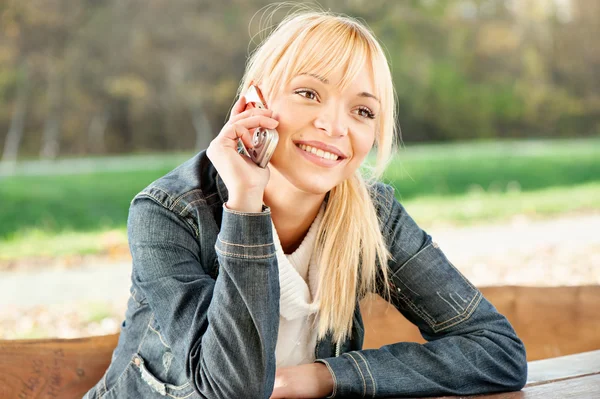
84 7 527 399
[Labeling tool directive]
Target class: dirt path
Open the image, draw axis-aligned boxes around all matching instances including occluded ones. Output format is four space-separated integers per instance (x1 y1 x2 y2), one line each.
1 212 598 339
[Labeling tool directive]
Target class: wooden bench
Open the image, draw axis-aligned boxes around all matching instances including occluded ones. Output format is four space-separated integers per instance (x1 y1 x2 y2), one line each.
1 286 599 398
0 334 119 399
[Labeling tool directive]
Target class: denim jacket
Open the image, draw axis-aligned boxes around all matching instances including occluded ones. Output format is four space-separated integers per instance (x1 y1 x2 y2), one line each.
84 150 527 399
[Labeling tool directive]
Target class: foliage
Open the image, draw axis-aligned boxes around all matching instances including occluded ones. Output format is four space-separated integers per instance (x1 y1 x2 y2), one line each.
0 0 599 159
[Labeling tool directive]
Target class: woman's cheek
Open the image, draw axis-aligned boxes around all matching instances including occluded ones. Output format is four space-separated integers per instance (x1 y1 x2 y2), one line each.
354 132 376 159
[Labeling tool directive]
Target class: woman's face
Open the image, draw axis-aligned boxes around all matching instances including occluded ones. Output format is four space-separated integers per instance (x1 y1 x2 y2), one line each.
263 65 379 195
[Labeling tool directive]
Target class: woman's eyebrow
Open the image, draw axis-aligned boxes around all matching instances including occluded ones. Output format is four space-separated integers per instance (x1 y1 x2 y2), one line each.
358 92 380 104
299 73 380 103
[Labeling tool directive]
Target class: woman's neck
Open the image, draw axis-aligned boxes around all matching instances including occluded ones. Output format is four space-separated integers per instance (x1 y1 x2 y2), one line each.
264 170 326 254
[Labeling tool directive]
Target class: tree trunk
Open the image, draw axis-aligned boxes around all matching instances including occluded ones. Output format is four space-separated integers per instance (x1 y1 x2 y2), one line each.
1 62 30 174
40 62 63 160
87 109 110 154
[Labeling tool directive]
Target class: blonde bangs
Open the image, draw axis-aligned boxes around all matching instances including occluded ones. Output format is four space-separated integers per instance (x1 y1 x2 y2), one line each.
267 16 371 100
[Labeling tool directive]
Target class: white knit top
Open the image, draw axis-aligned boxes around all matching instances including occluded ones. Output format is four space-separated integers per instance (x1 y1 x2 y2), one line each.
272 202 325 368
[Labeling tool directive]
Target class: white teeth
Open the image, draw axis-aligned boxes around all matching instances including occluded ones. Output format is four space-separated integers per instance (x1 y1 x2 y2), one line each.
297 144 339 161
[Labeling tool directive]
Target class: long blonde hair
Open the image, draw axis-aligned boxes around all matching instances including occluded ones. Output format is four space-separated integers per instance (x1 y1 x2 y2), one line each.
237 4 398 344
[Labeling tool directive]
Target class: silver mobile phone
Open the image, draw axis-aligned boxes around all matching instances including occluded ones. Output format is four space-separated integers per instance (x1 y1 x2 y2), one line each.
238 85 279 168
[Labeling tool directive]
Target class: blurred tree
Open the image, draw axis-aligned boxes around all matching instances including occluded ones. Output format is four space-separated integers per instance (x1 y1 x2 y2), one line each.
0 0 598 159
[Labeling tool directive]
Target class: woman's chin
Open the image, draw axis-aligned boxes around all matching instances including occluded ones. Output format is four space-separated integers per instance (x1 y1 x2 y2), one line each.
269 164 337 196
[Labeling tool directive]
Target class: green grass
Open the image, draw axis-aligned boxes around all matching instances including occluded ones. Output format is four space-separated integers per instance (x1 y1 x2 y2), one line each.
380 137 600 200
1 137 599 259
402 181 600 227
0 168 177 241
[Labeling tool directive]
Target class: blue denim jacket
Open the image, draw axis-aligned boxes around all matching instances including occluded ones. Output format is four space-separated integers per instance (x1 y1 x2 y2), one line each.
84 150 527 399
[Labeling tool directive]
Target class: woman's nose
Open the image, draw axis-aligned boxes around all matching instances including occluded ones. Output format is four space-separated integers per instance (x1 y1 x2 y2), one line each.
314 107 348 137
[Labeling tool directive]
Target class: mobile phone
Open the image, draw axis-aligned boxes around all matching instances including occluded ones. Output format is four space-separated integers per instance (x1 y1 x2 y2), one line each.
238 85 279 168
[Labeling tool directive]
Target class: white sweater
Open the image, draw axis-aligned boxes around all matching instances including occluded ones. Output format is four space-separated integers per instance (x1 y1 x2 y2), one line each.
272 203 325 368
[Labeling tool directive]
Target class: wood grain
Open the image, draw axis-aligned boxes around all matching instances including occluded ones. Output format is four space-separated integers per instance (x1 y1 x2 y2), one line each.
527 350 600 385
0 334 119 399
430 372 600 399
1 286 599 398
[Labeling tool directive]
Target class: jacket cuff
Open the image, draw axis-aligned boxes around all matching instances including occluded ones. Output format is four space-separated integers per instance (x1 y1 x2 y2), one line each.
215 204 275 259
315 352 375 398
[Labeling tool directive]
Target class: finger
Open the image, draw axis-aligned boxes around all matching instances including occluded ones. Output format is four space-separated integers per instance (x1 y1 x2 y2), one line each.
227 123 254 150
234 115 279 130
230 95 247 117
229 107 273 124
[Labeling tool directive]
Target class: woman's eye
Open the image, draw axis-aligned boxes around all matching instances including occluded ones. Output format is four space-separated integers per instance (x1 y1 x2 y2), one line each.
357 106 376 119
295 89 318 101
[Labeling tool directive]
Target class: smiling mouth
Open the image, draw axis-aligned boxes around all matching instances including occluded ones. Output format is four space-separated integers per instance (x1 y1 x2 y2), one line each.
296 143 343 161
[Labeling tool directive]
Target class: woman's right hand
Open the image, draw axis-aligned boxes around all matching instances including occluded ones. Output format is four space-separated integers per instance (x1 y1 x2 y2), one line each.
206 95 279 213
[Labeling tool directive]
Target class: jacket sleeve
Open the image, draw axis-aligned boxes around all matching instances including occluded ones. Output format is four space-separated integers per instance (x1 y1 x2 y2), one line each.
128 195 279 399
314 183 527 398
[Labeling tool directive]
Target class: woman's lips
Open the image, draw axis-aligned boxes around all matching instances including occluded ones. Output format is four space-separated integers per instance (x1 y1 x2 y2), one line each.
293 140 346 159
294 144 344 167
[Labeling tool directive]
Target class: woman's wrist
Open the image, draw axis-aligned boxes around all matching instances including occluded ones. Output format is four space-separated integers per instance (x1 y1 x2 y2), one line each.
226 192 264 213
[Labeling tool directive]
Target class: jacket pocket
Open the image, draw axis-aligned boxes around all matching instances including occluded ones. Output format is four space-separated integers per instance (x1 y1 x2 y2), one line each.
101 353 196 399
135 313 194 390
389 242 482 333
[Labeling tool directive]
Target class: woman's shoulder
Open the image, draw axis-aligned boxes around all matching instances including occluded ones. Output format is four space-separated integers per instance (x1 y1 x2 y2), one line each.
130 150 224 216
367 180 397 216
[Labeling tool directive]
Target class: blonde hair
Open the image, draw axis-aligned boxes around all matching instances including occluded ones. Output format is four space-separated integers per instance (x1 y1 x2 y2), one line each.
237 4 398 344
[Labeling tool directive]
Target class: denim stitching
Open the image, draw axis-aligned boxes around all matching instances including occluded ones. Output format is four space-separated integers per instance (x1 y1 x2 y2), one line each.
217 236 273 248
135 192 166 207
99 356 138 398
437 291 461 314
395 289 437 325
152 186 173 203
432 292 482 332
354 352 376 398
345 353 367 397
434 291 479 325
136 313 154 354
396 279 419 297
179 197 208 215
130 288 144 307
137 355 192 391
223 206 271 216
388 242 484 331
167 391 195 399
134 193 200 237
449 292 466 310
148 323 171 349
171 188 204 211
135 187 173 209
448 260 479 290
203 191 218 200
390 243 434 277
317 360 337 398
214 247 275 259
136 356 193 396
454 292 469 303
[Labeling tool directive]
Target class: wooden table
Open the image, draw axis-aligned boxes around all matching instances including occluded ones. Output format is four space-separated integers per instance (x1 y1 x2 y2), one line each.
0 333 598 398
426 350 600 398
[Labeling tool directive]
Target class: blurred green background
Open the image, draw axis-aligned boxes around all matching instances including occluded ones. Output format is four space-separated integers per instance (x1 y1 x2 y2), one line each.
1 0 599 261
